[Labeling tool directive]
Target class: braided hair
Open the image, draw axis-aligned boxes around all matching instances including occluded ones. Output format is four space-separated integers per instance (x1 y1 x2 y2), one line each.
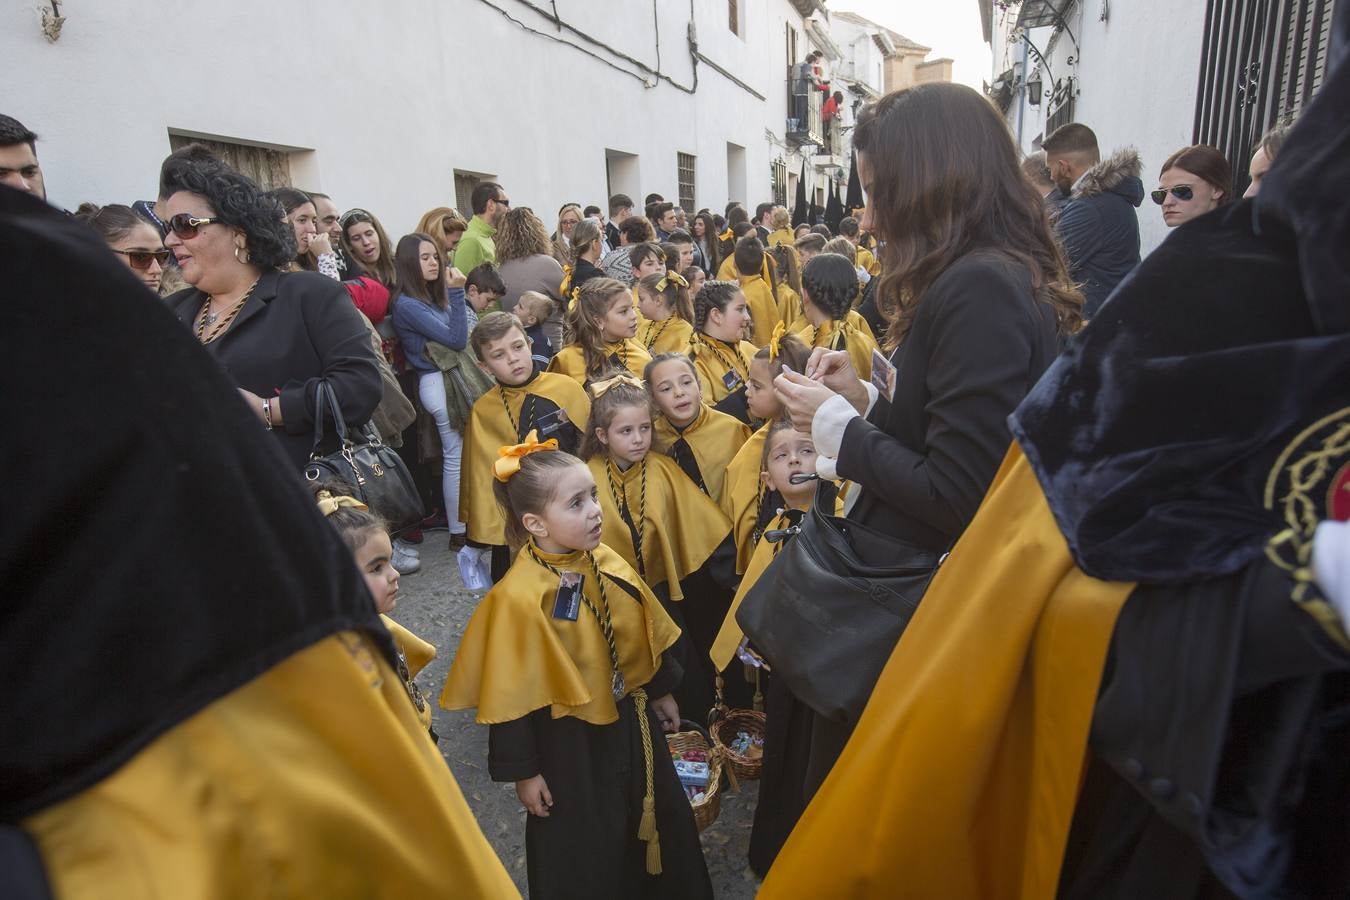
800 252 859 320
693 280 741 333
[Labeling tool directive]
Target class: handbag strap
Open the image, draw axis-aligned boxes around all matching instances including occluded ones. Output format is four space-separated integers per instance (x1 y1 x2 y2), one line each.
310 381 351 456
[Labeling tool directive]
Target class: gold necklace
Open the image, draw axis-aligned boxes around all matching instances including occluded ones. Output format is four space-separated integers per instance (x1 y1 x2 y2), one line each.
196 279 260 344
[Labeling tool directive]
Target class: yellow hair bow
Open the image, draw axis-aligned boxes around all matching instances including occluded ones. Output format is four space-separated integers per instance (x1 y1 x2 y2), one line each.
493 430 560 483
315 490 369 517
559 264 573 297
589 372 643 399
768 321 787 359
656 270 688 292
719 228 733 242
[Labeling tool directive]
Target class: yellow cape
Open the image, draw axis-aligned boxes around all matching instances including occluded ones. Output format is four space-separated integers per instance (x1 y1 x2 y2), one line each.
639 314 695 356
382 613 437 729
25 632 520 899
738 276 781 347
441 542 681 725
800 316 880 381
710 506 796 670
759 446 1135 899
715 255 738 281
720 423 770 574
858 246 881 277
587 453 731 601
655 402 752 504
689 335 757 410
546 339 651 386
776 284 805 335
460 374 593 545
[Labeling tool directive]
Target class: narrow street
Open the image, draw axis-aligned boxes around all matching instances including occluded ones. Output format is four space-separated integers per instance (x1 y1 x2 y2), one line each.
393 538 763 898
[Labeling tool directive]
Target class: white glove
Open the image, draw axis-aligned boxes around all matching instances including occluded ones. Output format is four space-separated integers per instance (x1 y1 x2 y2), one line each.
1313 520 1350 623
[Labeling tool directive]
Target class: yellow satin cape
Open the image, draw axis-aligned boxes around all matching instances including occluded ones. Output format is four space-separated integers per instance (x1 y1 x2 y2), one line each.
382 613 436 729
639 314 695 355
587 453 731 601
776 284 805 334
24 632 520 899
547 339 651 386
655 402 752 504
441 542 681 726
759 447 1135 899
715 255 738 281
689 335 757 410
738 276 781 347
460 374 593 545
800 316 881 381
767 227 796 248
710 506 797 670
858 246 881 277
721 423 770 574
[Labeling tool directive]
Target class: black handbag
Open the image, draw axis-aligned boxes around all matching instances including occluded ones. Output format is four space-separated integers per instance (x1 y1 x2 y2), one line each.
735 479 947 725
303 381 424 532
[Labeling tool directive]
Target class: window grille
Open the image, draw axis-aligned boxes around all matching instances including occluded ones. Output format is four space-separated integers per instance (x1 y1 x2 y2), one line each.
677 153 696 212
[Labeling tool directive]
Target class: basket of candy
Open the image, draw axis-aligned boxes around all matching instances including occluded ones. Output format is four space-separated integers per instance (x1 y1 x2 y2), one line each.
666 720 725 832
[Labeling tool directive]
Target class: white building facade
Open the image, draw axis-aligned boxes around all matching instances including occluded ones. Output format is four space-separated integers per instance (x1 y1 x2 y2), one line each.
982 0 1339 253
5 0 842 235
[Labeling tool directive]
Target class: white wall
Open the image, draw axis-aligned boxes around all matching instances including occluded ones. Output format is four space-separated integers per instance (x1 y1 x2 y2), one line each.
991 0 1209 253
3 0 816 235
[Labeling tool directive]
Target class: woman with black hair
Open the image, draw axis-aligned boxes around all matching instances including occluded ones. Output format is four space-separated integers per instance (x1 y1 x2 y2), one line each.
73 201 168 294
163 155 381 470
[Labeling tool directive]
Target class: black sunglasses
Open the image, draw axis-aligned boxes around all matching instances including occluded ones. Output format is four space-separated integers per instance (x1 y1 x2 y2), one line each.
493 197 510 208
1151 185 1194 205
165 213 221 239
113 248 171 269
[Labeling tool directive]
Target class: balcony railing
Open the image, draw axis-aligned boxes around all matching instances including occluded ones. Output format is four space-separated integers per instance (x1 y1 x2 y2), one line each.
787 65 825 146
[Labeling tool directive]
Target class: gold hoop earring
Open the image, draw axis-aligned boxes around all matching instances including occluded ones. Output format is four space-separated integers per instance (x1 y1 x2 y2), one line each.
234 245 250 264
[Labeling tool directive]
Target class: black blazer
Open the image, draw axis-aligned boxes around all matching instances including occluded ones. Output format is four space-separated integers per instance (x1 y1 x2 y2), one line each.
168 269 382 470
837 251 1060 550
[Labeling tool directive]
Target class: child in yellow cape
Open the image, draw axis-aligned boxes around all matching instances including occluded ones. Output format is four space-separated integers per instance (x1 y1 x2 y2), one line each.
646 352 752 504
440 433 713 900
548 277 651 386
688 280 759 425
797 252 881 380
636 270 696 355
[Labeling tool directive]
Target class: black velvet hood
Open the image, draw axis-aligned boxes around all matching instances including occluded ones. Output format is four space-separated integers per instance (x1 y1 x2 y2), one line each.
0 188 393 821
1010 6 1350 584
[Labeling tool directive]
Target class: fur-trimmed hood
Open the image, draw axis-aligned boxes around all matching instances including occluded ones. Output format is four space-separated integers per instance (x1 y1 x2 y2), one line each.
1071 147 1145 206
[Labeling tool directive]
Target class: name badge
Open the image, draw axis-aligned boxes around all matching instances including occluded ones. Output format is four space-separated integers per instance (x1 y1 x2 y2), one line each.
722 370 744 392
551 572 583 621
535 407 568 438
870 348 897 403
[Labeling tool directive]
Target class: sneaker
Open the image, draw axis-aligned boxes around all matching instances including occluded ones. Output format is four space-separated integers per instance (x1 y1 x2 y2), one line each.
400 527 424 545
421 512 450 532
393 537 420 558
448 531 468 552
390 545 421 575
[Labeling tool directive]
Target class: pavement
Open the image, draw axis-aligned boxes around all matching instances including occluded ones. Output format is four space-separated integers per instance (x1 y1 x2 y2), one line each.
391 534 763 899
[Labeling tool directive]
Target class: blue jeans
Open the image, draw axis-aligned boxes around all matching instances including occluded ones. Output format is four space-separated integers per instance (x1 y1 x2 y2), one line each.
417 371 466 535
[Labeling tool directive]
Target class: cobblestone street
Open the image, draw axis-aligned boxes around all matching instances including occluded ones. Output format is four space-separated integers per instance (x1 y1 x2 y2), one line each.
393 538 763 899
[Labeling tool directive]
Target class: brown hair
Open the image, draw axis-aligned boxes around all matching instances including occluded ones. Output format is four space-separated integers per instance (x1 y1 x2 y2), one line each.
309 480 387 552
1254 120 1292 160
579 375 655 460
491 449 586 549
565 278 632 379
853 82 1082 346
1041 122 1101 163
769 243 802 295
760 416 801 470
469 310 529 362
794 232 827 255
637 271 694 323
341 209 396 287
74 202 153 245
415 207 467 260
496 206 553 263
391 232 448 309
643 351 699 386
751 330 811 379
517 291 555 327
1159 145 1233 203
628 241 664 270
618 216 656 245
823 236 857 265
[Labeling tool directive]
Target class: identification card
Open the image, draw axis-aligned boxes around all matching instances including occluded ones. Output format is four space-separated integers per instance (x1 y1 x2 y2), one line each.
551 571 583 621
722 369 744 392
534 406 568 438
870 348 897 403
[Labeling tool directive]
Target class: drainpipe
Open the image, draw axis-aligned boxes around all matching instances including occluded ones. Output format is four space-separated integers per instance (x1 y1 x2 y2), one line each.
1016 38 1027 150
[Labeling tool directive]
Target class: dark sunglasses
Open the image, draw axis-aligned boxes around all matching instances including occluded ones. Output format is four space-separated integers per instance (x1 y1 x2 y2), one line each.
1150 185 1194 205
165 213 221 239
112 248 171 269
493 197 510 208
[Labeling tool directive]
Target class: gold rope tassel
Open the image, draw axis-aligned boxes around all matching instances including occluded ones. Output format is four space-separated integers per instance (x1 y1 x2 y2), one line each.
634 687 662 875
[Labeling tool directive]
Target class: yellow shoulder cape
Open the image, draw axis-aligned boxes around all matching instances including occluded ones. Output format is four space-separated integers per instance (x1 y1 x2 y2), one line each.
716 255 738 281
655 403 752 504
710 507 792 670
689 336 756 409
759 446 1135 898
738 276 781 347
587 453 731 601
460 374 592 545
776 284 805 334
801 317 880 381
720 424 771 574
440 542 681 726
546 340 651 385
25 632 520 899
640 315 695 356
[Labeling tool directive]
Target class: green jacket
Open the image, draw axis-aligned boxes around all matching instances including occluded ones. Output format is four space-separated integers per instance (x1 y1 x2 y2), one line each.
453 216 496 275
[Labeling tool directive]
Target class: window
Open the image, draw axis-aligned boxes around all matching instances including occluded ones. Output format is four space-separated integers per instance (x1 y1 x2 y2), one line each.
168 133 292 189
726 143 747 206
1193 0 1336 195
677 153 696 213
770 157 788 207
453 169 496 219
1045 77 1076 136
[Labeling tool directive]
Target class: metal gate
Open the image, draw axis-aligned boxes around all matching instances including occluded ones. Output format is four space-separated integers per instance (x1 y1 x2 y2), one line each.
1193 0 1338 194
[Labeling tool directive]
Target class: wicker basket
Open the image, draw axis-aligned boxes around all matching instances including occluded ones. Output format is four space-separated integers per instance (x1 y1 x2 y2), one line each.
710 707 767 780
667 721 724 832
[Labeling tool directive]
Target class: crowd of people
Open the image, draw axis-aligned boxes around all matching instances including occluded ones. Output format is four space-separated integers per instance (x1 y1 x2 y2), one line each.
4 32 1349 898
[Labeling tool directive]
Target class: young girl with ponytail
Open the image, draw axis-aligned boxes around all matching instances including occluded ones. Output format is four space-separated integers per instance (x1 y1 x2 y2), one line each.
687 280 757 424
635 271 695 354
548 277 651 385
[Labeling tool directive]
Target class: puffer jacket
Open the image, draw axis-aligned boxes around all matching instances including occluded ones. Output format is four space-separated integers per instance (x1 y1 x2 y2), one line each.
1056 148 1145 317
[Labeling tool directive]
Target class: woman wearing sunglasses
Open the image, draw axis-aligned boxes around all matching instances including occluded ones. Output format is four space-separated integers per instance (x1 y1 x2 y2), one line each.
74 202 168 294
161 155 381 471
1154 145 1233 228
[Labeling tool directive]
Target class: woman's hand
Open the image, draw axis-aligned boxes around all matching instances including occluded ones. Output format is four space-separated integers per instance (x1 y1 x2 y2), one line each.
308 232 332 258
651 693 681 733
774 368 841 433
445 266 467 289
516 775 553 817
803 347 856 391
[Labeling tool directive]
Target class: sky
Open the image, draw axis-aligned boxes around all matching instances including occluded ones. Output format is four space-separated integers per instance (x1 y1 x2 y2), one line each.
832 1 993 90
